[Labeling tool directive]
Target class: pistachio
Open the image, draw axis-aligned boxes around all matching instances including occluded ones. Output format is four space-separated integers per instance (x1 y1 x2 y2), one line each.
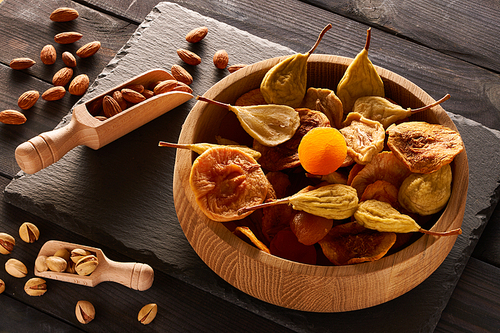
0 278 5 294
66 260 76 274
138 303 157 325
19 222 40 243
24 278 47 296
75 255 98 276
5 258 28 278
0 232 15 254
46 255 68 272
35 255 49 272
75 300 95 324
70 248 92 263
53 248 71 262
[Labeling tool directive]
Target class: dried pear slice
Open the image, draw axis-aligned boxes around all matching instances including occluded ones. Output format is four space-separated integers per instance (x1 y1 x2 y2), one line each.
197 96 300 147
189 147 269 222
300 87 343 128
158 141 261 160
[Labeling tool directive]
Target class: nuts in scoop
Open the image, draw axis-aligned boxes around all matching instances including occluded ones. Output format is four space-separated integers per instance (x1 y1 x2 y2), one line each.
75 254 99 276
46 255 68 272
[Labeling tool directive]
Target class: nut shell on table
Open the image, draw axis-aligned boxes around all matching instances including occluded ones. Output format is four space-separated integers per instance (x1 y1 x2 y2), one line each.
50 7 79 22
24 278 47 296
0 278 5 294
75 254 98 276
42 86 66 101
54 32 83 44
9 58 36 70
52 67 74 87
76 300 95 324
18 90 40 110
40 44 57 65
19 222 40 243
46 255 68 272
138 303 157 325
0 232 15 254
76 41 101 58
62 51 77 68
185 26 208 43
5 258 28 278
68 74 89 96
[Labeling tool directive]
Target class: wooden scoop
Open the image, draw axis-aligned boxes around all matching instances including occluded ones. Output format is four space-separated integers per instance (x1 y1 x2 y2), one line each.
35 240 154 291
15 69 193 174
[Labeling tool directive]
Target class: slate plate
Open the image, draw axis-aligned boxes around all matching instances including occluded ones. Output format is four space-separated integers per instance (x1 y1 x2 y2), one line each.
3 2 500 332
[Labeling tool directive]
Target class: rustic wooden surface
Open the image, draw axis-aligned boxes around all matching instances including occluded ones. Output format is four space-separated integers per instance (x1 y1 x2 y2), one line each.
0 0 499 332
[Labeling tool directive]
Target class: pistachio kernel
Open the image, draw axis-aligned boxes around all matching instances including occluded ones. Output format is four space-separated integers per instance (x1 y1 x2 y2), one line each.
19 222 40 243
75 300 95 324
5 258 28 278
46 255 68 272
0 232 15 255
138 303 157 325
35 255 49 272
75 255 98 276
24 278 47 296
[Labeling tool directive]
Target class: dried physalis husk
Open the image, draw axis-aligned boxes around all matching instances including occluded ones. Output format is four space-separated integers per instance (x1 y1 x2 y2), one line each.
318 221 396 265
189 147 269 222
0 278 5 294
354 200 461 236
260 24 331 108
158 141 261 160
138 303 157 325
76 300 95 324
240 184 359 220
300 87 343 129
337 28 385 113
386 121 464 174
19 222 40 243
196 96 300 147
234 226 270 253
398 164 452 215
340 112 385 165
35 255 49 272
5 258 28 278
0 232 15 255
24 278 47 296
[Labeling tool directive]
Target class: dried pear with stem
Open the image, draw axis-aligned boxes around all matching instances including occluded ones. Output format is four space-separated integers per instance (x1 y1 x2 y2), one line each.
260 24 332 108
196 96 300 147
158 141 261 160
353 94 451 128
239 184 358 220
354 200 461 236
337 28 384 113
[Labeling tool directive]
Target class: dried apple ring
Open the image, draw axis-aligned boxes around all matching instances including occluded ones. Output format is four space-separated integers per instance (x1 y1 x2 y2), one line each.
189 147 269 222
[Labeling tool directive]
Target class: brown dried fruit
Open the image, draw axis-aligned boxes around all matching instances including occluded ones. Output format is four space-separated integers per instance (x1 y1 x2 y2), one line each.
103 95 122 118
50 7 79 22
234 226 270 253
300 87 343 129
62 51 77 67
213 50 229 69
171 64 193 85
10 58 36 70
68 74 89 96
76 41 101 58
18 90 39 110
54 32 83 44
270 229 317 264
290 211 333 246
228 64 247 73
235 88 267 107
52 67 74 86
40 45 57 65
42 86 66 101
185 26 208 43
177 49 201 66
121 88 146 103
153 80 178 95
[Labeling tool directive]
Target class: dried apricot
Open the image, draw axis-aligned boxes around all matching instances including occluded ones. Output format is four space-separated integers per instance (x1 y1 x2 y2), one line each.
270 229 317 264
290 211 333 245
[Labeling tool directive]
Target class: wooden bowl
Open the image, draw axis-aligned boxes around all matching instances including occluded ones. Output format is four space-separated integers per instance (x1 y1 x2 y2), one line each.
173 54 469 312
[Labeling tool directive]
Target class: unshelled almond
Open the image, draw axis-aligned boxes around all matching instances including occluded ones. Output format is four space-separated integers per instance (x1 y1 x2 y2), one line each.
76 41 101 58
54 32 83 44
10 58 36 70
68 74 89 96
52 67 74 86
142 89 154 99
177 49 201 66
153 80 178 95
172 82 193 94
42 86 66 101
121 88 146 103
112 91 127 110
18 90 40 110
124 84 144 93
50 7 79 22
171 65 193 85
103 95 122 117
185 26 208 43
40 45 57 65
62 52 77 67
227 64 247 73
0 110 27 125
213 50 229 69
87 97 103 116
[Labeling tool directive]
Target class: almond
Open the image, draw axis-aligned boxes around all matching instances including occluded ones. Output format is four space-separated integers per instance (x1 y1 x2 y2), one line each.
176 49 201 66
52 67 74 86
213 50 229 69
102 95 122 118
42 86 66 101
62 51 77 67
153 80 178 95
227 64 247 73
10 58 36 70
142 89 154 99
171 65 193 85
124 84 144 93
68 74 89 96
0 110 27 125
54 32 83 44
185 26 208 43
112 91 127 110
172 82 193 94
76 41 101 58
40 45 57 65
87 97 103 116
121 88 146 104
18 90 40 110
50 7 79 22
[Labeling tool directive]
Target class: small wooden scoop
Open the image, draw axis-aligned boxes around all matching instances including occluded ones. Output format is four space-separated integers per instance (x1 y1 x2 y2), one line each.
15 69 193 174
35 240 154 291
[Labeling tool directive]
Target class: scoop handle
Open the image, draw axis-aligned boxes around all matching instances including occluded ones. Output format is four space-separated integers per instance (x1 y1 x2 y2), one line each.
101 261 154 291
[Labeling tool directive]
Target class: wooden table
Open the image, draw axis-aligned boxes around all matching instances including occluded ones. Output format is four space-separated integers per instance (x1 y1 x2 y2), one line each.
1 0 499 331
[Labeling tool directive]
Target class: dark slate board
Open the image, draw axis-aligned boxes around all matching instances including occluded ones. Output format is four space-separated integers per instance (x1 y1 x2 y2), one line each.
3 2 500 332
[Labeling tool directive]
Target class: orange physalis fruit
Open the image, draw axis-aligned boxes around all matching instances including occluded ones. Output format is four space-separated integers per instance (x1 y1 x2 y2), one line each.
298 127 347 175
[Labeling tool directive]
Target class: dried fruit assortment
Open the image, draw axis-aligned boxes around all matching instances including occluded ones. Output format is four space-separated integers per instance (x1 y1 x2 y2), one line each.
165 27 465 266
